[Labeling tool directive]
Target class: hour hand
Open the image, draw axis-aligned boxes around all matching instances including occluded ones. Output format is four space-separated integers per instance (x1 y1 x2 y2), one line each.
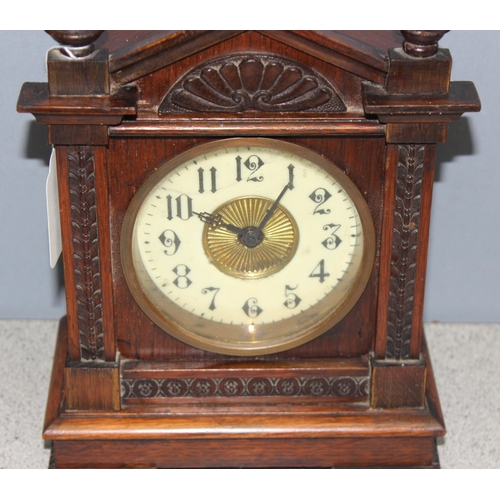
194 211 244 236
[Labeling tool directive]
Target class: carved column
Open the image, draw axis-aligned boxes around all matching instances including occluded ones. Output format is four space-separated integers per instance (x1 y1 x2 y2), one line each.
363 31 479 408
18 31 136 409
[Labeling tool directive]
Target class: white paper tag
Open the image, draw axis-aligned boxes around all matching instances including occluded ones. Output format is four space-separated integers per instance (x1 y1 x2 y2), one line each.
46 149 62 268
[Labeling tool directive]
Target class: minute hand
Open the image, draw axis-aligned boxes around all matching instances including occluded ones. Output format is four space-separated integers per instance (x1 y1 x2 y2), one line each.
257 183 291 233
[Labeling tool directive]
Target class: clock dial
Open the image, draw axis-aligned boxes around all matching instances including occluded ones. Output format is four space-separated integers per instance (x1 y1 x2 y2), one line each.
121 138 375 355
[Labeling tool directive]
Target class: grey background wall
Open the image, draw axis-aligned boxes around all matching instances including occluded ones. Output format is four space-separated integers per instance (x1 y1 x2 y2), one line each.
1 30 498 322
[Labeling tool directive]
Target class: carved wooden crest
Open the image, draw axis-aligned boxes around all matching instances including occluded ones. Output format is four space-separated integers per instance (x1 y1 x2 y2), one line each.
159 53 347 114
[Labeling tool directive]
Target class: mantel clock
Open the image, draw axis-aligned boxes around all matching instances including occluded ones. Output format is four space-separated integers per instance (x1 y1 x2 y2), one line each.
18 30 480 468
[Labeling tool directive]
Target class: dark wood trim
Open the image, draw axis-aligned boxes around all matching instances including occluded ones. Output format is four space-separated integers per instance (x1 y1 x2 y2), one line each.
388 144 425 360
385 123 448 144
17 82 136 120
17 82 136 145
422 331 445 429
43 317 68 433
371 357 427 408
47 47 110 96
379 145 425 360
65 363 120 410
94 147 116 361
363 81 481 121
94 30 405 88
57 146 110 361
109 120 385 137
375 144 435 361
261 31 396 84
409 145 436 358
55 147 80 360
53 436 438 468
108 31 245 86
101 31 245 72
385 48 452 95
121 357 370 403
375 144 398 358
44 410 445 441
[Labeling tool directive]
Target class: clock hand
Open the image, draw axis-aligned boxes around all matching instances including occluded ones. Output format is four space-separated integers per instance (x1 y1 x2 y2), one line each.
194 211 260 249
256 182 291 233
194 182 291 250
193 211 245 236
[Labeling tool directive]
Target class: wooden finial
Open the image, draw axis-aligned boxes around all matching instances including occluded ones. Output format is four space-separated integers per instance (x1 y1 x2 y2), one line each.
45 30 103 57
400 30 449 58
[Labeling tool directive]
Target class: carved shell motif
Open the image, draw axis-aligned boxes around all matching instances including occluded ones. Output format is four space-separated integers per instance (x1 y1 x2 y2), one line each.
159 54 347 114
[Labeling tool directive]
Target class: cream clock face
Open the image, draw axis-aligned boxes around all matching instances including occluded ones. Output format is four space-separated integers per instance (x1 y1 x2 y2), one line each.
121 138 375 355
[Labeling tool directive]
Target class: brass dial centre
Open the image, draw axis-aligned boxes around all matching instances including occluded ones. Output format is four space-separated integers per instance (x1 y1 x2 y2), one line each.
203 196 299 279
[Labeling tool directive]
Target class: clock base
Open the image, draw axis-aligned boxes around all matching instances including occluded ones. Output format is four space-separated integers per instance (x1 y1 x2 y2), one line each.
44 318 445 468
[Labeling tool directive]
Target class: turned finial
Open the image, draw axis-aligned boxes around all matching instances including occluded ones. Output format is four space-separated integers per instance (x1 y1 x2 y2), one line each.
45 30 103 57
400 30 449 58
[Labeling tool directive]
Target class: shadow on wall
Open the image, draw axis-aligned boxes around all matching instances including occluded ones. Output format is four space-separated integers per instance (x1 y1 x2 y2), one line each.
435 117 475 182
23 120 51 164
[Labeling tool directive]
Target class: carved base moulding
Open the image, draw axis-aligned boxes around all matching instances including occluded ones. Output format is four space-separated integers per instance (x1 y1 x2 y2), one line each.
45 318 444 468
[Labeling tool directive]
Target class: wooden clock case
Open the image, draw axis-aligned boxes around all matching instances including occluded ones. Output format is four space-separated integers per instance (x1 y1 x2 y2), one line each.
18 30 480 468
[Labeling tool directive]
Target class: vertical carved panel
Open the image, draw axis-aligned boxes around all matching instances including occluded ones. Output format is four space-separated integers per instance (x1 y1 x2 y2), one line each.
386 145 425 360
67 146 105 361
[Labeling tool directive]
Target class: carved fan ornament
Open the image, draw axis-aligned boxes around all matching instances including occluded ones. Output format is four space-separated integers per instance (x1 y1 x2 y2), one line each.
159 54 347 114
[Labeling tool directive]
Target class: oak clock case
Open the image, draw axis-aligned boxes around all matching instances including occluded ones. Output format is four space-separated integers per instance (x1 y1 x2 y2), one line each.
121 138 375 356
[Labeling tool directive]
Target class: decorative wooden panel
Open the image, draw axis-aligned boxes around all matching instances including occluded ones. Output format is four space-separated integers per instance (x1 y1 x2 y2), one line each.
122 375 369 400
67 146 105 361
159 53 346 114
385 144 425 360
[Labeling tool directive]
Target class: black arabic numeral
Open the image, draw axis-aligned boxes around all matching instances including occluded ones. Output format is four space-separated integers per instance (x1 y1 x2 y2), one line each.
159 230 181 255
242 298 263 318
176 194 193 220
309 188 332 215
283 285 301 309
245 155 264 182
202 287 220 311
166 194 193 221
236 154 264 182
172 264 192 289
322 223 342 250
309 259 330 283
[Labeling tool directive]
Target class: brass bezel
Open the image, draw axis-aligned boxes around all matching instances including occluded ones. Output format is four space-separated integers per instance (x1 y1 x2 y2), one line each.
121 138 376 356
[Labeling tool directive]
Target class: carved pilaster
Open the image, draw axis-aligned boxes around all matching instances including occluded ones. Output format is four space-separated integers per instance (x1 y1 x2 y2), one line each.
67 146 105 361
385 144 425 360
